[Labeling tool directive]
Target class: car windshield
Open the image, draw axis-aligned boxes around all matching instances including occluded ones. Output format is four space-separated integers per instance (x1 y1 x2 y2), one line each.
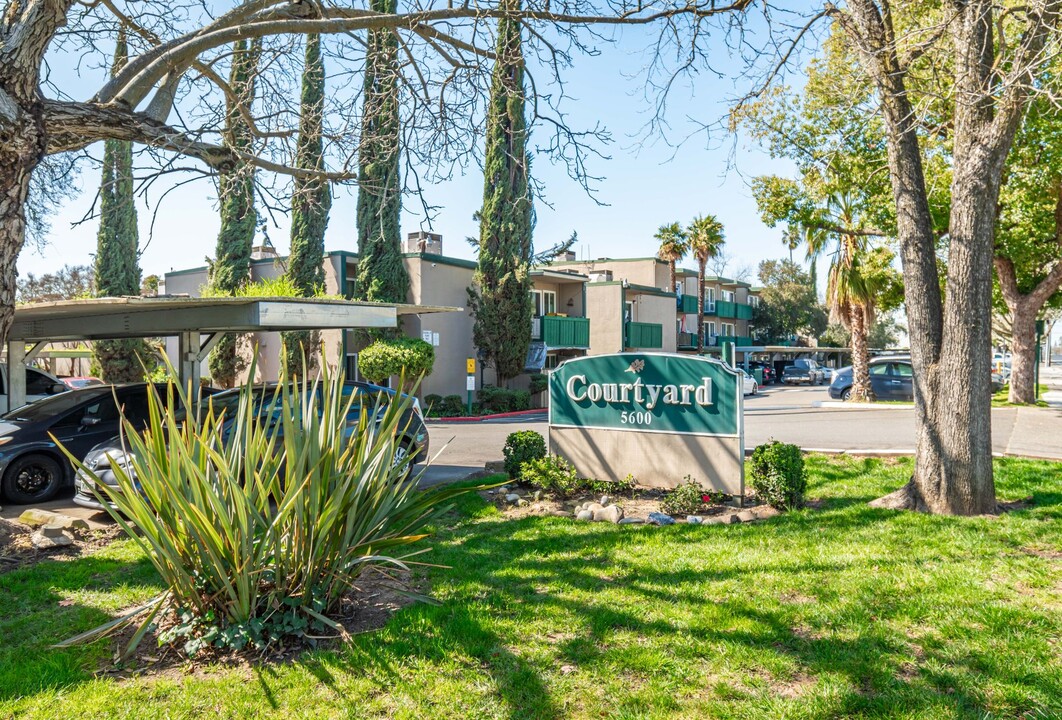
2 386 112 422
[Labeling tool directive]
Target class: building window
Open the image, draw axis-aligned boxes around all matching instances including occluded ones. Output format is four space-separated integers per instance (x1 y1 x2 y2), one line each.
532 290 557 316
545 354 560 370
624 301 634 322
749 295 760 308
704 287 715 309
721 289 735 303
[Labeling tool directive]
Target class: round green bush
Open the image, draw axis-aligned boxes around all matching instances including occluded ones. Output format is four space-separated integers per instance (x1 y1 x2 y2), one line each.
748 441 806 510
358 338 435 385
503 430 547 479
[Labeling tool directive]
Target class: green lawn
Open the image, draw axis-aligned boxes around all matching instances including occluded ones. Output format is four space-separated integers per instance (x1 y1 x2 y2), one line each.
2 455 1060 719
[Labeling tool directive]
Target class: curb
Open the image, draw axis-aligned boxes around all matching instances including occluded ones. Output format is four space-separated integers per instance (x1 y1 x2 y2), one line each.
813 401 913 409
427 409 546 424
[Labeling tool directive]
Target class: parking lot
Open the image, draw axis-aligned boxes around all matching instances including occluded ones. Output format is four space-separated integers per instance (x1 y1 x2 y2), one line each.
4 379 1061 526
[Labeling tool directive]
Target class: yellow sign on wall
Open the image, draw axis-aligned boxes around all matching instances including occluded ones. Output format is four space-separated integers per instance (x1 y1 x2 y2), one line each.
466 358 476 374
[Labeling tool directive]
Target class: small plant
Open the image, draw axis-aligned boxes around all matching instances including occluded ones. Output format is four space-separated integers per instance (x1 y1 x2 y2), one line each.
503 430 546 479
585 474 637 496
748 441 806 510
521 454 581 497
661 476 717 516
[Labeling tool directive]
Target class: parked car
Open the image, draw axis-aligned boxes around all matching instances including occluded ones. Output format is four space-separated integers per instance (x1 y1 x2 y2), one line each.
748 361 776 385
0 383 183 504
740 369 759 396
73 381 429 511
0 365 67 413
828 357 914 401
61 376 105 390
781 359 825 385
820 366 834 383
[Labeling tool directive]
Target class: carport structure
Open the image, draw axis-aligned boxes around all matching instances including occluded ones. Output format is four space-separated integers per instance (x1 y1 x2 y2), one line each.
6 296 458 408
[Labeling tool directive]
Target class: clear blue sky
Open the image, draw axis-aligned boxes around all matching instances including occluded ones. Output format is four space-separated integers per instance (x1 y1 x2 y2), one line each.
20 23 800 285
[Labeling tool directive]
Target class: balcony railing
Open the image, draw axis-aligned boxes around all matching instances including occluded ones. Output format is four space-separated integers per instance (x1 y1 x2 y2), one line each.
716 335 754 347
626 321 663 349
715 300 738 318
677 331 698 349
677 294 699 314
736 303 754 320
531 315 590 348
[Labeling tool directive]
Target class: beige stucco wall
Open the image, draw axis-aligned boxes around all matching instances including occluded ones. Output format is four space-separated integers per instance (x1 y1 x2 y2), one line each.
402 257 476 398
553 259 670 291
585 284 624 355
551 426 744 494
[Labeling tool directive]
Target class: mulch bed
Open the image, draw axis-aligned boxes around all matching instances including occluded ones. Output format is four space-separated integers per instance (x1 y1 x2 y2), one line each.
0 519 123 575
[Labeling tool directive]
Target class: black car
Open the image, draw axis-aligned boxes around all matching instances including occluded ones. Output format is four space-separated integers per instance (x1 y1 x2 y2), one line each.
0 384 187 504
828 357 914 401
782 359 825 385
73 381 429 511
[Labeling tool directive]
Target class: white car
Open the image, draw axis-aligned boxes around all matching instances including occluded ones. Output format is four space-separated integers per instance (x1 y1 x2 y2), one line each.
0 365 67 413
741 369 759 396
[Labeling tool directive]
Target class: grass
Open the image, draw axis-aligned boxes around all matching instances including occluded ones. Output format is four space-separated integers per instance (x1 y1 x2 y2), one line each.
992 384 1050 407
2 456 1060 719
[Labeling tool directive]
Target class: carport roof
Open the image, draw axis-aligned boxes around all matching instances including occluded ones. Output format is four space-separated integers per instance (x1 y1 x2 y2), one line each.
10 296 459 342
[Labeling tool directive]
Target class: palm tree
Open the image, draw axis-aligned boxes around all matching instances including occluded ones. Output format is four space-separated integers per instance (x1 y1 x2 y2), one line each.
687 214 726 351
805 192 883 402
655 222 688 294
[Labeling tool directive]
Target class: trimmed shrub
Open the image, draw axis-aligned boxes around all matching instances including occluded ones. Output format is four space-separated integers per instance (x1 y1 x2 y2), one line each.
748 441 806 510
424 394 444 416
503 430 546 478
442 394 466 416
528 373 548 395
358 337 435 386
521 454 581 497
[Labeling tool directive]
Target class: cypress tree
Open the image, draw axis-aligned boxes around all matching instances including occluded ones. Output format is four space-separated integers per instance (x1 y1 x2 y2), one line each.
354 0 408 305
283 34 331 376
94 31 150 382
468 0 534 385
208 37 261 387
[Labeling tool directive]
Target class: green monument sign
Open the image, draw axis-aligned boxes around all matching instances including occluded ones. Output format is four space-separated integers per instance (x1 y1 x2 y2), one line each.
549 353 745 493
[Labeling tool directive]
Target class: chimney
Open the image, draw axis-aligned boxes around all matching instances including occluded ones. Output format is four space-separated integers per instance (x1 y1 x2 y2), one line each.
557 249 576 261
250 244 278 260
404 231 443 255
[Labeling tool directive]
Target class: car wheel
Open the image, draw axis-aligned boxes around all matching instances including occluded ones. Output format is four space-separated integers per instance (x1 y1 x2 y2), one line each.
841 388 853 402
2 454 64 504
391 440 414 469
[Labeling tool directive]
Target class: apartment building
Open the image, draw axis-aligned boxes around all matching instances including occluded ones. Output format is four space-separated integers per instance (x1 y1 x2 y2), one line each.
162 233 593 397
551 256 760 355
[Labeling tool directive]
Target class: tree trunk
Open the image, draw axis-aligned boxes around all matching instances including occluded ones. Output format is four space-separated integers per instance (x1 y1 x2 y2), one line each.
696 262 705 352
849 305 874 401
1007 302 1038 404
0 114 44 344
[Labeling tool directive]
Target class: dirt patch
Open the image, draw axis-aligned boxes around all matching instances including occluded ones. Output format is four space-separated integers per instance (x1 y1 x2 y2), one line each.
0 520 123 575
998 496 1036 512
1020 546 1062 560
100 567 422 681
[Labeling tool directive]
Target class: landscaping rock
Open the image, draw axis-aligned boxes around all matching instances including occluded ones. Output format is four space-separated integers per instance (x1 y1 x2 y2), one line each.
18 509 88 531
754 506 782 520
686 515 703 525
550 510 569 517
718 514 739 525
704 516 724 525
575 510 594 522
736 510 757 523
30 527 74 549
533 491 542 501
599 495 611 506
585 502 605 513
516 499 528 507
505 493 521 503
593 505 624 524
647 512 675 526
618 517 645 525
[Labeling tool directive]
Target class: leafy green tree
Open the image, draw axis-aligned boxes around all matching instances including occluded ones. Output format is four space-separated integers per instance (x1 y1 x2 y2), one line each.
355 0 408 306
687 215 725 351
752 260 826 345
93 32 151 382
468 0 534 385
284 34 332 377
208 37 261 388
654 222 688 294
358 337 435 390
993 98 1062 403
